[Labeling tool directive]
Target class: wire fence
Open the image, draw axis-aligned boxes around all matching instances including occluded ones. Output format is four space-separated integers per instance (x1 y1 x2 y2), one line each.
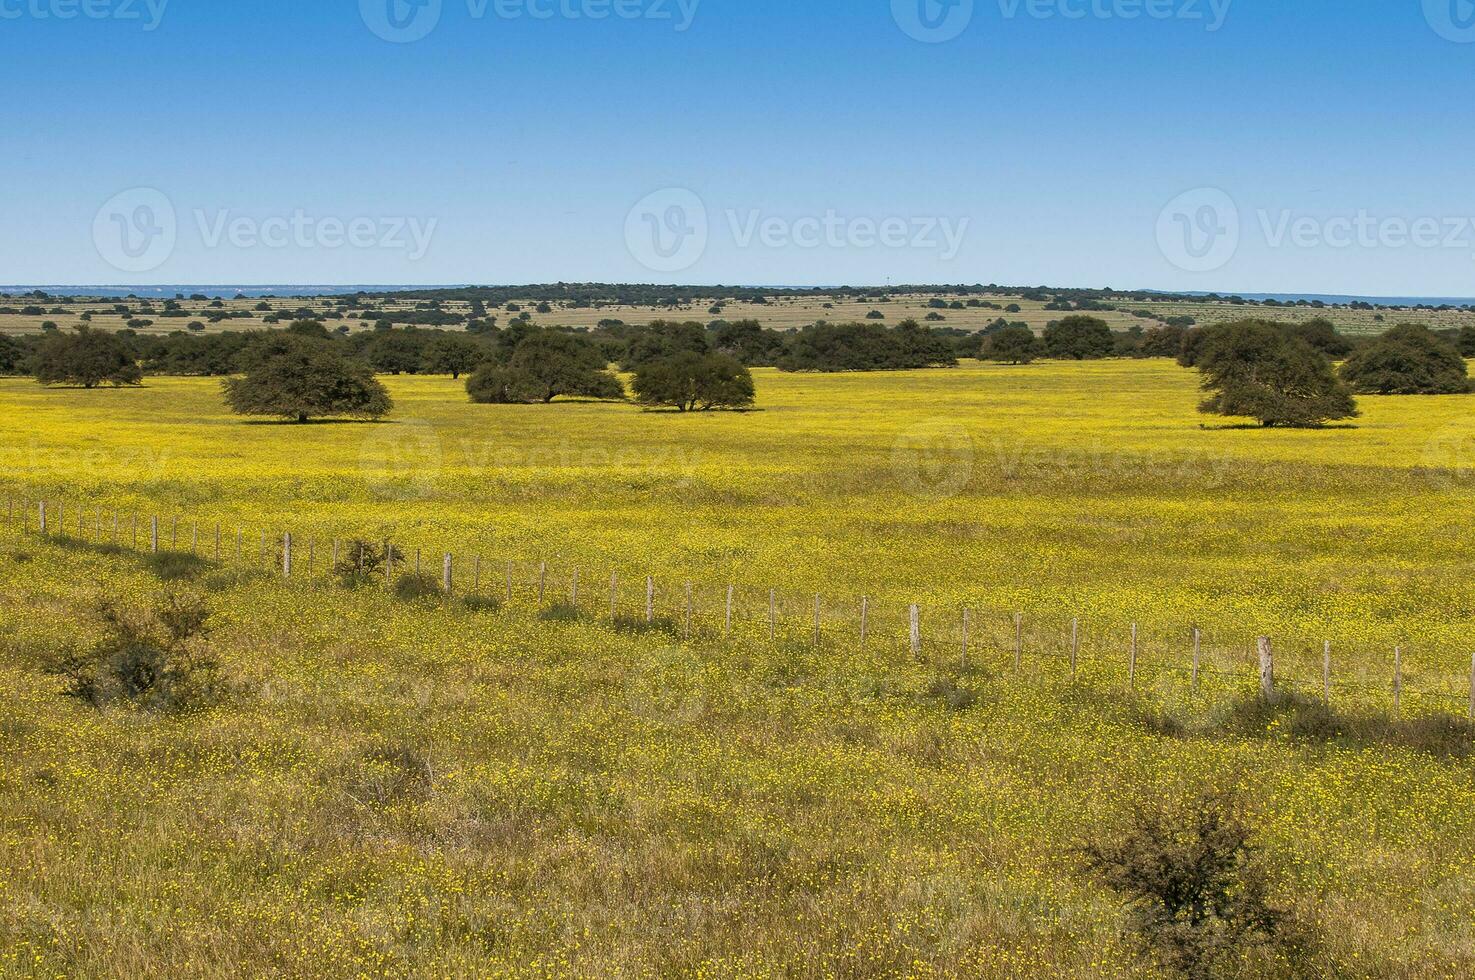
6 494 1475 722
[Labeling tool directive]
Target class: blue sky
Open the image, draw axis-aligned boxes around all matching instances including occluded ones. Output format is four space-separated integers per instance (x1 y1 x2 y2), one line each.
4 0 1474 295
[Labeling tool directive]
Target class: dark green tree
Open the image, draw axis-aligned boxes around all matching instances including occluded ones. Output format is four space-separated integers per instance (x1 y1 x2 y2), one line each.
33 326 142 388
421 334 487 380
466 330 622 404
1196 321 1358 427
631 352 755 411
981 325 1041 364
1339 323 1471 394
1044 316 1115 360
222 335 391 423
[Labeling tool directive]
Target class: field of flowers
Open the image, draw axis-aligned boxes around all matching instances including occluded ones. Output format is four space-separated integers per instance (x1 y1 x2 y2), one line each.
1 360 1474 976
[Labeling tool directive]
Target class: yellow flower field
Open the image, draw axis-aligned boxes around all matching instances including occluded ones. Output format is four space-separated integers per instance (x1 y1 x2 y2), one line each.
1 360 1474 976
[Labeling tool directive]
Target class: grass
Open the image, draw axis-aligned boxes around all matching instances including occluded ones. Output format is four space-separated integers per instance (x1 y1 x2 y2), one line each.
1 361 1474 975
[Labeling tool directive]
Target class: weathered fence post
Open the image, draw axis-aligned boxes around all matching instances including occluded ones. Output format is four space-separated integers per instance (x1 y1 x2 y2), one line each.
610 572 618 621
645 576 655 623
384 542 394 589
191 525 198 555
724 585 734 637
768 590 776 642
474 557 482 594
961 608 970 670
909 604 921 656
150 516 159 554
1129 623 1138 688
443 554 453 594
538 562 547 605
506 561 514 601
38 501 46 535
1014 612 1023 670
214 525 221 561
685 582 693 638
1469 650 1474 722
1393 646 1403 715
1071 617 1080 678
1192 628 1201 692
570 567 578 606
812 594 821 646
1323 641 1332 706
283 532 293 577
1257 636 1274 701
860 596 869 648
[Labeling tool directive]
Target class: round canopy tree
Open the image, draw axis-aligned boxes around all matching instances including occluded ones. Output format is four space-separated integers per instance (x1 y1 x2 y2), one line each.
222 336 390 423
632 352 755 411
33 326 142 388
1196 321 1358 428
1044 316 1115 360
466 330 622 404
1339 323 1471 395
981 325 1041 364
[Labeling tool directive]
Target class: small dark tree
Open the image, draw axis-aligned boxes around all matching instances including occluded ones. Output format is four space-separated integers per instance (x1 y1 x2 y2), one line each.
1196 321 1358 427
421 334 486 379
1339 323 1471 395
1458 325 1475 358
33 326 142 388
631 352 755 411
981 325 1040 364
1080 790 1294 979
222 336 391 423
1044 315 1115 360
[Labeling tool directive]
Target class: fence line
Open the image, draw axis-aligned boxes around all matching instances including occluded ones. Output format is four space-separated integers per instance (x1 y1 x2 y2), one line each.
5 494 1474 721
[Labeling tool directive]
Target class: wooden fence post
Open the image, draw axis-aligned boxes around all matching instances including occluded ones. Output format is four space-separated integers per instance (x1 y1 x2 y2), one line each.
1393 646 1403 715
570 567 578 606
768 590 776 642
384 542 394 589
1014 612 1022 670
860 596 869 648
724 585 734 636
506 561 514 601
1257 636 1274 701
1468 650 1474 722
474 557 482 594
38 501 46 535
1129 623 1138 688
414 549 421 576
1323 641 1332 706
1071 617 1080 678
685 582 693 638
812 594 821 645
443 554 453 594
214 525 221 561
909 604 921 656
1191 628 1201 692
961 608 970 670
538 562 547 605
150 516 159 554
283 533 294 577
191 525 198 555
645 577 655 623
610 572 618 621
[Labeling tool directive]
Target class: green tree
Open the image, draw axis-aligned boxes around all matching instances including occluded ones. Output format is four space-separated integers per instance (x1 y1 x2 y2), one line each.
1196 321 1358 427
222 336 391 423
33 326 142 388
981 325 1040 364
421 334 486 380
466 330 622 404
1044 316 1115 360
631 352 755 411
1339 323 1471 394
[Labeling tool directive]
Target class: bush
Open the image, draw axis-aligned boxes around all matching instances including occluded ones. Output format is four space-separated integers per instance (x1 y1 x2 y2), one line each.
334 540 404 588
631 352 755 411
1079 789 1297 978
50 594 221 712
392 572 443 602
143 550 211 582
1339 323 1471 395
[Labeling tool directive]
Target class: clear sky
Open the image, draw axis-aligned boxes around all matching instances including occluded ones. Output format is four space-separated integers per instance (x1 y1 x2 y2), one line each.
4 0 1474 296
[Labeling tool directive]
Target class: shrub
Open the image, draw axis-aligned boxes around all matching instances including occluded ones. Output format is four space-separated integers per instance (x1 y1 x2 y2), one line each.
631 352 755 411
143 550 211 582
1339 323 1471 395
334 540 404 588
1080 789 1296 978
392 572 443 602
50 594 221 712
